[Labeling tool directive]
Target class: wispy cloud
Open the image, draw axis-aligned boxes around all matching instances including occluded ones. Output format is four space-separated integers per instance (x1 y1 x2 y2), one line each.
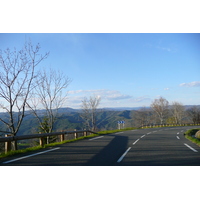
179 81 200 87
145 41 177 53
156 45 172 52
131 96 151 103
68 89 132 100
164 88 170 90
66 89 133 108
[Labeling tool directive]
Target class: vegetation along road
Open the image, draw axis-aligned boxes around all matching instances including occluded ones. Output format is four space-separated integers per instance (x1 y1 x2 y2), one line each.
1 126 200 166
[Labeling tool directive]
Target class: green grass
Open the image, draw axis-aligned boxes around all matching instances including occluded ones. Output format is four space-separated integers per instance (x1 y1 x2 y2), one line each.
97 127 137 134
0 133 99 159
0 128 137 159
1 126 199 159
184 128 200 147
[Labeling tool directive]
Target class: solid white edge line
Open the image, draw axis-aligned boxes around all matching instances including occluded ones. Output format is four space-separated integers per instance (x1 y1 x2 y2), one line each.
117 147 131 163
3 147 61 164
184 143 198 152
115 132 124 134
89 136 104 141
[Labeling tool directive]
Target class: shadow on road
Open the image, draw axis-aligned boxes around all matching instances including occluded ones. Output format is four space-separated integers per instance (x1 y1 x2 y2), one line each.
85 135 128 166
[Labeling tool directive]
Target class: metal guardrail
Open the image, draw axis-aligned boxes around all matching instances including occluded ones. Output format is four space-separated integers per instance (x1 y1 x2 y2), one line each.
0 130 97 154
140 123 200 128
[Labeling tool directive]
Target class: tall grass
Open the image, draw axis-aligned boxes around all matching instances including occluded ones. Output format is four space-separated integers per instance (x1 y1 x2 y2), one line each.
184 128 200 147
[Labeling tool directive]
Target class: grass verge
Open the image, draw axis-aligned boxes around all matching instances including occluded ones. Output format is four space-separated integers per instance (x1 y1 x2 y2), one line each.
0 128 138 159
184 128 200 147
0 133 99 159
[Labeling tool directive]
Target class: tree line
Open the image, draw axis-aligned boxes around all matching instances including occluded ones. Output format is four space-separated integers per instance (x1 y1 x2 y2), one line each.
133 97 200 127
0 42 199 150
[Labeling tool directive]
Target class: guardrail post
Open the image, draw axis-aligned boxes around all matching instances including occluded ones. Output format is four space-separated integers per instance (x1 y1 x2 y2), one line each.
5 134 12 154
84 130 87 137
74 129 77 139
39 132 45 147
60 132 65 142
39 137 45 147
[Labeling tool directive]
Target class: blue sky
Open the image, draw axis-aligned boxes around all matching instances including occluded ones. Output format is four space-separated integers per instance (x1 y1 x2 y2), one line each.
0 33 199 108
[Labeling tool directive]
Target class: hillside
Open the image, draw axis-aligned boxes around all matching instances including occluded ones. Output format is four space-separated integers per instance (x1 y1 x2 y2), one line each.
0 105 199 136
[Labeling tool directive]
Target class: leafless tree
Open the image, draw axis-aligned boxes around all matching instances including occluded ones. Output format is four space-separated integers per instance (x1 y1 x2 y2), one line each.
170 101 185 124
27 68 71 137
151 97 169 124
0 42 49 150
186 106 200 124
134 107 154 127
81 95 101 131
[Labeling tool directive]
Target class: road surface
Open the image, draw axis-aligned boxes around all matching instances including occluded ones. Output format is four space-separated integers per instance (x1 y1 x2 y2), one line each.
1 126 200 166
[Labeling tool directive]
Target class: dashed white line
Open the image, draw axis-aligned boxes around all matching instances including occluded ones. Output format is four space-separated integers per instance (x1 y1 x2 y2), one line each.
177 132 179 135
141 134 145 138
117 147 132 163
133 139 140 145
3 147 61 164
89 136 104 141
147 132 151 135
176 136 180 139
184 143 198 152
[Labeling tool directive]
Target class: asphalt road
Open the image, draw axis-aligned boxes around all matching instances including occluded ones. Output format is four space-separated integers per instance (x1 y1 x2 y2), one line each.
1 126 200 166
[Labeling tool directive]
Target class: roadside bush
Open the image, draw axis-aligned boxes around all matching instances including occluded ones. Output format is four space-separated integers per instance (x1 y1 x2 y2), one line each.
184 128 200 147
195 130 200 139
184 129 200 136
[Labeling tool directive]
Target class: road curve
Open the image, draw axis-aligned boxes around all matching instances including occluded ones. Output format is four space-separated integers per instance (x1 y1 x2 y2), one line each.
1 126 200 166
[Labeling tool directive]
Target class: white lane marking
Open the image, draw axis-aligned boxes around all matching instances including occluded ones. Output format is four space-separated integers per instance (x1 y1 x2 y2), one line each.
184 143 198 152
133 139 140 145
141 134 145 138
177 132 179 135
3 147 60 164
117 147 132 163
89 136 104 141
176 136 180 139
115 132 124 135
147 132 151 135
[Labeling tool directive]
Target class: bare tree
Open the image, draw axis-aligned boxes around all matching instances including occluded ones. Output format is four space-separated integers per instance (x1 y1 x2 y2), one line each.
27 68 71 137
186 106 200 124
151 97 169 124
170 101 185 124
81 95 101 131
0 42 49 150
134 107 154 127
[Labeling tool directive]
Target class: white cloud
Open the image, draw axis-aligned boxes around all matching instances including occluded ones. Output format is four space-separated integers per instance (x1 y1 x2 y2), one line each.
179 81 200 87
106 93 132 100
156 46 171 52
164 88 170 90
68 89 132 100
66 89 133 108
132 96 151 103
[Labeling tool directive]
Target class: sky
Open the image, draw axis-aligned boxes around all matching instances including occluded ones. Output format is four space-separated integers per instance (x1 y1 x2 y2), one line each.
1 0 200 196
0 33 199 109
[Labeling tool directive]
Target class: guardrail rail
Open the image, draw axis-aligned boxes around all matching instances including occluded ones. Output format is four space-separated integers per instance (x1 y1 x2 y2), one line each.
0 130 97 154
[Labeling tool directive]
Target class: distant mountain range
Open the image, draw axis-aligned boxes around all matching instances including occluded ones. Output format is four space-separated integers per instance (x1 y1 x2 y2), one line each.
0 105 199 136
